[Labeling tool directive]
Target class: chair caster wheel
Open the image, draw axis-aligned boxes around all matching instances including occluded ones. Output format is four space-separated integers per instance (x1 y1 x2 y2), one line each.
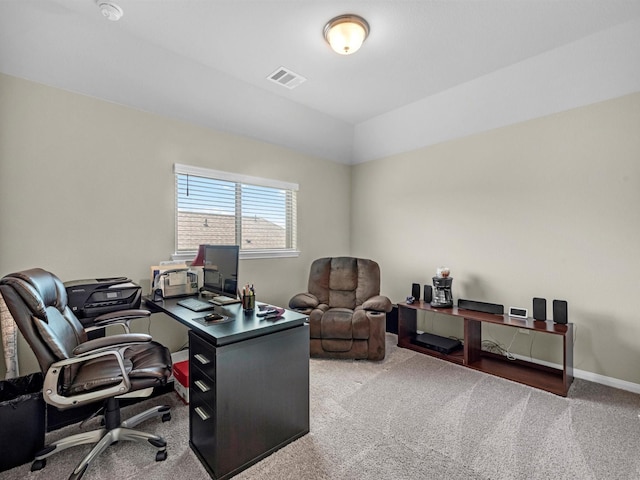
31 459 46 471
162 412 171 422
156 450 167 462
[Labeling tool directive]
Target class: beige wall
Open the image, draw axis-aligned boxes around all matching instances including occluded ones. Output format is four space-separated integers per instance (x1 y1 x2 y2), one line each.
0 73 351 375
2 72 639 389
351 92 640 386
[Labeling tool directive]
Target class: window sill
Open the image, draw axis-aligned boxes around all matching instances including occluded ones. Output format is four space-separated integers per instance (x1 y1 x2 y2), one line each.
240 249 300 260
172 249 300 262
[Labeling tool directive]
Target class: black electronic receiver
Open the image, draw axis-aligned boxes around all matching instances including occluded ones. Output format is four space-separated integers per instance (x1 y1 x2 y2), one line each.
413 333 461 354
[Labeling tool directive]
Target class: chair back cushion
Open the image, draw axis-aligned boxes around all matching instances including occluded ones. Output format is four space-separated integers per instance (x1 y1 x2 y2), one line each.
308 257 381 309
0 268 87 372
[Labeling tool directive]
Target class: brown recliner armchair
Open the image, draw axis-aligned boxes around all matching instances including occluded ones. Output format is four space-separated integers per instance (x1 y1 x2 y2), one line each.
0 268 172 480
289 257 392 360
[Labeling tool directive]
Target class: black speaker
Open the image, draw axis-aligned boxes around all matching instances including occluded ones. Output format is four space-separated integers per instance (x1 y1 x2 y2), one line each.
552 300 568 324
411 283 421 301
533 297 546 321
423 285 432 303
457 299 504 315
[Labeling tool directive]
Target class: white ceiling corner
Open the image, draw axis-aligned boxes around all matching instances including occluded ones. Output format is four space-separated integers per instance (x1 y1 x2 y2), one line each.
1 1 639 164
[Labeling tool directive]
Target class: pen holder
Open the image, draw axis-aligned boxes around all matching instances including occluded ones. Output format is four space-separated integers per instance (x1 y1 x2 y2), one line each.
242 294 255 312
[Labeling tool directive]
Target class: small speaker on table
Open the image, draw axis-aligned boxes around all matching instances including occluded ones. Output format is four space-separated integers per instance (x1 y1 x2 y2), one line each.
552 300 568 324
532 297 546 321
411 283 421 301
423 285 432 303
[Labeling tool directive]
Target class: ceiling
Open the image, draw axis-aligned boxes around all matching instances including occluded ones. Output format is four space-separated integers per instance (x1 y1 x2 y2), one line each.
2 1 640 164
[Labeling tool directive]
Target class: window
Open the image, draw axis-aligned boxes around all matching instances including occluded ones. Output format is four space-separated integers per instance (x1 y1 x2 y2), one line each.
174 164 298 259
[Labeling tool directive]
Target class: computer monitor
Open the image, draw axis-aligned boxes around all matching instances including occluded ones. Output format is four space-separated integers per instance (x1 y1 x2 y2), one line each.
202 245 239 298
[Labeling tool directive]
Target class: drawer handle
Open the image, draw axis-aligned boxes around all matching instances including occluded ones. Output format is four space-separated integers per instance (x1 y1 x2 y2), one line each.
194 380 210 393
194 406 211 421
193 353 211 365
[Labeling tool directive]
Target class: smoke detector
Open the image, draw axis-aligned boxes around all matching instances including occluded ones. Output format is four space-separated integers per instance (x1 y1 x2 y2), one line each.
97 1 123 21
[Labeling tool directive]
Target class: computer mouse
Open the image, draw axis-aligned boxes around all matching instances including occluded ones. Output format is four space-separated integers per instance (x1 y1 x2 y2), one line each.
204 313 224 322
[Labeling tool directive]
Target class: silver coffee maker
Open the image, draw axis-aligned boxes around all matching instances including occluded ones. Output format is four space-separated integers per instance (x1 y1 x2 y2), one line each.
431 268 453 308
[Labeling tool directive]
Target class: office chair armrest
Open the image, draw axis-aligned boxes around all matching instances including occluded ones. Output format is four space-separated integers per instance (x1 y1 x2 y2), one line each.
94 309 151 323
86 309 151 334
72 333 152 356
43 348 132 409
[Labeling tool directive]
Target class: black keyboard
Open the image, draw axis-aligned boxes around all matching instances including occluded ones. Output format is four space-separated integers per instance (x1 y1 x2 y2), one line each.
177 297 215 312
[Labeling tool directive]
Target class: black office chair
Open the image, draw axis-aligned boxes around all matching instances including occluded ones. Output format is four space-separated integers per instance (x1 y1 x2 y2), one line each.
0 268 172 480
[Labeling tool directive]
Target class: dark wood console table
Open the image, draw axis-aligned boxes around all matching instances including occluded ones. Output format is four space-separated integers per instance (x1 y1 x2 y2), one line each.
397 301 573 396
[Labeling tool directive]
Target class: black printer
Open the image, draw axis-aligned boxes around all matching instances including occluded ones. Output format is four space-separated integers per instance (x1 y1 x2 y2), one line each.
64 277 142 325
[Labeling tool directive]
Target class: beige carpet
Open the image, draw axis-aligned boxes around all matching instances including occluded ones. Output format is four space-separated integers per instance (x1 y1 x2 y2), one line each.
2 334 639 479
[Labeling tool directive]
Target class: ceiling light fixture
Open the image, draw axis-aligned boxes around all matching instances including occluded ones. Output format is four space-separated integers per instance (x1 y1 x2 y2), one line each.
97 1 123 21
323 14 370 55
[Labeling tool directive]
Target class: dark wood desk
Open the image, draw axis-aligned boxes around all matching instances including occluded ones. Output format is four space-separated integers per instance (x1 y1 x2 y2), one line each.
398 301 573 396
145 296 309 479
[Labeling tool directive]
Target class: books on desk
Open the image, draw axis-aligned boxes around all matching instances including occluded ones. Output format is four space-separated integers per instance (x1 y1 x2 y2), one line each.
210 295 241 306
177 297 215 312
177 296 240 310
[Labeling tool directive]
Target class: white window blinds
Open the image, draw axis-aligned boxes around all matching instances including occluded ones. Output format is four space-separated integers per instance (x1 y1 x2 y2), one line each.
174 164 298 256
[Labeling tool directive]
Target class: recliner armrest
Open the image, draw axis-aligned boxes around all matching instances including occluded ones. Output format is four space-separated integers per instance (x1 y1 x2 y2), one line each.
362 295 393 313
289 292 319 310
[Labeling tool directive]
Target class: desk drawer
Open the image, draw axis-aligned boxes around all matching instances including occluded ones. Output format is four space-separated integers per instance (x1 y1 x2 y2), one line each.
190 363 216 405
189 331 217 379
189 389 218 472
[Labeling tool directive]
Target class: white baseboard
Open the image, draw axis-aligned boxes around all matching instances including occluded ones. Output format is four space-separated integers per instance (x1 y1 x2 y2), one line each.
509 352 640 395
402 332 640 394
571 367 640 394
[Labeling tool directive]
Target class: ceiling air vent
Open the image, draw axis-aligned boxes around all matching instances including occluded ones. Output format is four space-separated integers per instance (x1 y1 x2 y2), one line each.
267 67 307 90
